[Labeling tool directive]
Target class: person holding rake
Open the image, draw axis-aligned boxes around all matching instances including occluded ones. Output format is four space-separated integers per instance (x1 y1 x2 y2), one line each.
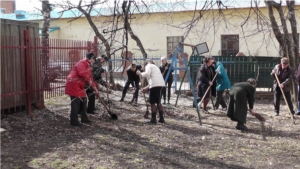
197 57 217 114
271 57 295 117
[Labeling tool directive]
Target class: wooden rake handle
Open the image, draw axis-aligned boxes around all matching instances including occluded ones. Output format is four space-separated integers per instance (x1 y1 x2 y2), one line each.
198 69 220 106
91 86 110 112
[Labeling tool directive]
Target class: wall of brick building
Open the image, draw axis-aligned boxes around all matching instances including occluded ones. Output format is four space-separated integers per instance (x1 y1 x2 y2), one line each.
1 1 15 14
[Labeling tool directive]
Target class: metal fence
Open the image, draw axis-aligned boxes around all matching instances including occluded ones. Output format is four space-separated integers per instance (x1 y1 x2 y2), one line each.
1 28 97 115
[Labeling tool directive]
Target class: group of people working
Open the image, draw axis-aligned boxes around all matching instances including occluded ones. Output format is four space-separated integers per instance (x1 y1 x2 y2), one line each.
64 52 300 129
198 56 300 130
119 56 173 106
65 52 170 126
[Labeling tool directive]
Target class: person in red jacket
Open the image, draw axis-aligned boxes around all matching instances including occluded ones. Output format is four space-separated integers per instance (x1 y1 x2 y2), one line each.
65 52 99 126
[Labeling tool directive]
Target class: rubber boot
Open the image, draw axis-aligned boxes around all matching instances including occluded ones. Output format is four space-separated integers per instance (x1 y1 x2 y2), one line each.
203 99 210 114
144 110 150 119
147 112 157 124
236 121 248 130
158 111 165 123
120 94 125 102
81 111 92 124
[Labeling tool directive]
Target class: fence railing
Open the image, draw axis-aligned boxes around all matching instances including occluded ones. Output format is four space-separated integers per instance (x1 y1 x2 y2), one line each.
1 32 97 115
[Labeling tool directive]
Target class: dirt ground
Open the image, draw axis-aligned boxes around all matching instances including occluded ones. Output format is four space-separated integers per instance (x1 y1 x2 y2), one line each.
1 89 300 169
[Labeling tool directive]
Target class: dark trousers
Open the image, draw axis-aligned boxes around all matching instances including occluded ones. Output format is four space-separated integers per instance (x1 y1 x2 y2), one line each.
86 88 95 113
274 88 295 114
162 80 173 102
70 96 89 124
122 80 140 102
214 90 227 109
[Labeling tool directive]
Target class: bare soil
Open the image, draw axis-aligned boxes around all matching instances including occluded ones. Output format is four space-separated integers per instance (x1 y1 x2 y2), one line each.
1 89 300 169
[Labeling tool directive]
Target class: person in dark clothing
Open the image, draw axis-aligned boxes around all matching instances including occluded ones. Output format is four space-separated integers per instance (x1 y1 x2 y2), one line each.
271 57 295 116
197 57 216 114
120 64 142 105
294 62 300 116
86 55 109 114
160 56 173 104
227 78 257 130
65 52 99 126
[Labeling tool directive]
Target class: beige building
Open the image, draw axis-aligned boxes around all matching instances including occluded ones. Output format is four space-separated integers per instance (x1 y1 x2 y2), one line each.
2 2 300 57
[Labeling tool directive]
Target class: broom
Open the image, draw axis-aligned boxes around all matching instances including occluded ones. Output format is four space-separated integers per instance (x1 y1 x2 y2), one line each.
249 110 267 140
249 110 266 122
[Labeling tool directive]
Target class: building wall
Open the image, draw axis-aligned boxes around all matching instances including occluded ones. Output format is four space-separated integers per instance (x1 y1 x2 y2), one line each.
41 6 300 57
1 1 15 14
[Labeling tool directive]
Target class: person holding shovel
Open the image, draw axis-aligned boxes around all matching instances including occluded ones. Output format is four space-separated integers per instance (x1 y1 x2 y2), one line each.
160 56 173 104
227 78 257 130
86 55 109 114
197 57 216 114
271 57 295 116
65 52 99 126
136 59 166 124
119 64 142 106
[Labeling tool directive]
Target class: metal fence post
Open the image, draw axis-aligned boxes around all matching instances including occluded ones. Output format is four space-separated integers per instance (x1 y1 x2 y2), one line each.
24 30 34 118
87 41 92 52
93 36 98 57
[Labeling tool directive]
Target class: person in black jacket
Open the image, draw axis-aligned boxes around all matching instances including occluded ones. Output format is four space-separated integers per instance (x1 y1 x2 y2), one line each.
120 64 142 105
86 55 109 114
160 56 173 104
271 57 295 116
197 57 216 114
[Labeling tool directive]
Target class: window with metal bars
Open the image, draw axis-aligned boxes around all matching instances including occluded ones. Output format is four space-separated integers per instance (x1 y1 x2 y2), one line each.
167 36 184 58
221 34 239 56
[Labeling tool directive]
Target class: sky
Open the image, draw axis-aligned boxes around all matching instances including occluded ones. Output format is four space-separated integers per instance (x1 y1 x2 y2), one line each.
14 0 180 11
14 0 208 12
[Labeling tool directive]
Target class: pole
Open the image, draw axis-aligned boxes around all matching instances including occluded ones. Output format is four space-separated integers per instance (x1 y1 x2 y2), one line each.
24 30 34 119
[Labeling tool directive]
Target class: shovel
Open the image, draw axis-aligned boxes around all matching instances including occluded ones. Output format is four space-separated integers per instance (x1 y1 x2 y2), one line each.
92 86 118 120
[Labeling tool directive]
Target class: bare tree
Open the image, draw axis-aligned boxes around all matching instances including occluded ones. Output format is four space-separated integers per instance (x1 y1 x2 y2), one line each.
265 0 299 102
41 0 52 89
53 0 150 84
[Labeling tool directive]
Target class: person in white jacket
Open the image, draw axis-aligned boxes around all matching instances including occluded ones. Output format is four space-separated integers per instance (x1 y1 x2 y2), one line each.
137 59 166 124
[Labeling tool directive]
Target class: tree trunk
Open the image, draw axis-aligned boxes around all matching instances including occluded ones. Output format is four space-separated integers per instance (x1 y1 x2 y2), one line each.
126 2 147 59
77 1 114 84
124 1 148 86
41 0 51 89
265 0 299 106
287 1 299 104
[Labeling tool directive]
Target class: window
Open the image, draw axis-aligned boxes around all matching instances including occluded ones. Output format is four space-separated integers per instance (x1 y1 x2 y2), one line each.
221 35 239 56
167 36 184 58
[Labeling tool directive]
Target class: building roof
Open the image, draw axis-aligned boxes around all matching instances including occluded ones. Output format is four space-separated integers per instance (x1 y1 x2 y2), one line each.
1 1 299 21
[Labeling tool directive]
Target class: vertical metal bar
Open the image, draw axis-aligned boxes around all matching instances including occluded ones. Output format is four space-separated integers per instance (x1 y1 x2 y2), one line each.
54 38 57 97
45 37 48 99
9 36 13 113
24 30 33 118
13 36 17 112
94 36 98 57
